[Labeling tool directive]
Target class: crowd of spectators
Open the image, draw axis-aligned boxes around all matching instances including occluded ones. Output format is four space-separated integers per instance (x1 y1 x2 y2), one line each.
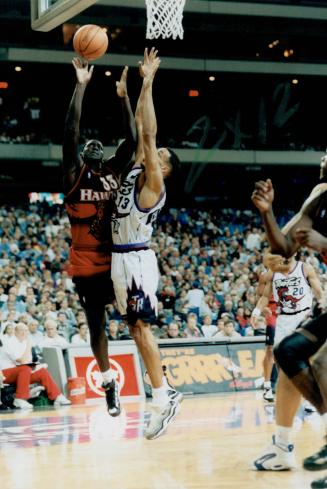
0 203 326 352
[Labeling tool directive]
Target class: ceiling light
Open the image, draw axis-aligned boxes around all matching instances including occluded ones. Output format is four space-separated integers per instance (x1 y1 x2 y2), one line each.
209 76 215 82
15 66 22 72
105 71 112 76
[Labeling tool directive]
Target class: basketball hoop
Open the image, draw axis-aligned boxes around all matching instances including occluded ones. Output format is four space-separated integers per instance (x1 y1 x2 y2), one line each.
145 0 186 40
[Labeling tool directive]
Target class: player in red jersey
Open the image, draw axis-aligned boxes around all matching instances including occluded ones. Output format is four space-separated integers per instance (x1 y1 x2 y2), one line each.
63 58 136 416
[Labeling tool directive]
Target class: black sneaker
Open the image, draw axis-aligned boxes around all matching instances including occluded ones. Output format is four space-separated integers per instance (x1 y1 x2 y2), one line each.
304 445 327 471
0 403 10 412
102 380 121 417
312 476 327 489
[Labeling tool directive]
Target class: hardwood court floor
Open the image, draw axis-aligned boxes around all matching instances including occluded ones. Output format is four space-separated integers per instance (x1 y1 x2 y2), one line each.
0 391 323 489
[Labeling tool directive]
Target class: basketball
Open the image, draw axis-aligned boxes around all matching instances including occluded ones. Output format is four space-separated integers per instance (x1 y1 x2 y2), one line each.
73 24 109 61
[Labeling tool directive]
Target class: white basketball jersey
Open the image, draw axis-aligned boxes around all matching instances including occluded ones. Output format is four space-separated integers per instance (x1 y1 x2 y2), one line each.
272 261 312 314
111 166 166 247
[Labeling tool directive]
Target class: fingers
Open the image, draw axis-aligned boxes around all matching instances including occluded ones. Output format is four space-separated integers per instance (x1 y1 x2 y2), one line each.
121 65 128 80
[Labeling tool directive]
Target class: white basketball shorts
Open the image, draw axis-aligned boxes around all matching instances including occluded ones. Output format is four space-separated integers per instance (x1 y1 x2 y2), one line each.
111 249 159 324
274 309 311 346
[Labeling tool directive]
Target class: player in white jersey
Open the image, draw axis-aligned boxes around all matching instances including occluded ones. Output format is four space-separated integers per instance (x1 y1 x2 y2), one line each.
111 48 181 440
253 255 322 471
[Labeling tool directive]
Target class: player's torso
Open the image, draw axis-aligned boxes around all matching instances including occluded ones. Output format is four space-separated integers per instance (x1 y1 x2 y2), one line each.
272 262 312 314
64 164 118 250
111 166 166 247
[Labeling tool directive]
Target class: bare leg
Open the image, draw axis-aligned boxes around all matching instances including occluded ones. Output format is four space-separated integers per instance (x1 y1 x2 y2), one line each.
85 307 110 372
130 321 163 388
263 345 274 382
275 370 302 427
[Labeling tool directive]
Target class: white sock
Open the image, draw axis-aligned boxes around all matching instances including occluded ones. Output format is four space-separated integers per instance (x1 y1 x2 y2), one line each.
264 381 271 389
322 413 327 434
276 425 293 447
101 369 115 384
152 384 169 407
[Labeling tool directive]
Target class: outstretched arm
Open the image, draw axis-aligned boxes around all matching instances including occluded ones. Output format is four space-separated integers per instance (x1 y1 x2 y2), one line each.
108 66 137 175
63 58 94 193
138 48 163 208
135 74 145 164
252 179 301 256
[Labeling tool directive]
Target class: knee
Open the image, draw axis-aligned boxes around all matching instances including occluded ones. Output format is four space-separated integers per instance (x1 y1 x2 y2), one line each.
311 350 327 374
129 322 150 342
274 333 310 378
18 366 32 375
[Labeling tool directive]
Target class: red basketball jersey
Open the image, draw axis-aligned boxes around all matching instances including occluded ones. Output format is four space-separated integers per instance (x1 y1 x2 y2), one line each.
64 164 118 277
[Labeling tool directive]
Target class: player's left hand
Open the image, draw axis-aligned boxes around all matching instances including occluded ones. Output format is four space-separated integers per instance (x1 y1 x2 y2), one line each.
139 47 161 86
295 228 327 253
116 66 129 98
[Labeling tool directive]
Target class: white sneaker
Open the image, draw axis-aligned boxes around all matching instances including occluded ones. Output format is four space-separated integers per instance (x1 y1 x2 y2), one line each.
303 399 316 413
29 385 45 399
54 394 71 407
253 435 297 471
143 370 183 405
13 398 34 410
145 399 180 440
263 387 274 403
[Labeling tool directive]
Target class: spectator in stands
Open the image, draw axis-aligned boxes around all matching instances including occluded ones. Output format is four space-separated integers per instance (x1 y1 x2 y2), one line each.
215 320 241 339
1 322 15 339
182 313 203 338
41 319 69 349
108 320 120 341
57 311 76 342
161 322 182 339
71 323 90 346
186 281 204 318
201 314 218 338
27 319 43 351
117 321 132 340
0 322 70 409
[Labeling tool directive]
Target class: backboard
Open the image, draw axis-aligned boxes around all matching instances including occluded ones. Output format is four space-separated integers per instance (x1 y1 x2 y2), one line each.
30 0 98 32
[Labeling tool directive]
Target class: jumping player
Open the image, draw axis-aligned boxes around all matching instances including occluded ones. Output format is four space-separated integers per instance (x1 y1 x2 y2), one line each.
63 58 136 416
251 169 327 477
111 48 181 440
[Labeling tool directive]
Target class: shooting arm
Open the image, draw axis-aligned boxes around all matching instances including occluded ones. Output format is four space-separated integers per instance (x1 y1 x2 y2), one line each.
109 66 137 175
62 83 86 192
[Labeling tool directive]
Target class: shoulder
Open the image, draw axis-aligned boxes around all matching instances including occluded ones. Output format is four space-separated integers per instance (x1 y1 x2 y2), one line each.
302 261 314 276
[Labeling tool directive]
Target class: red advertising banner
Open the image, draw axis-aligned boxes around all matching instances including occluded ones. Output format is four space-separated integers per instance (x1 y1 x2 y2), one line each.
74 354 140 399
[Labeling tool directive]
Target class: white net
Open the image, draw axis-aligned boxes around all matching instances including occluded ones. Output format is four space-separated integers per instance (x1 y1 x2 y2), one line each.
145 0 186 40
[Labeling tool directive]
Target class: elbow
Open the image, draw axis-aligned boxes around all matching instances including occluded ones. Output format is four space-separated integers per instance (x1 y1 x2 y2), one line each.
143 131 156 142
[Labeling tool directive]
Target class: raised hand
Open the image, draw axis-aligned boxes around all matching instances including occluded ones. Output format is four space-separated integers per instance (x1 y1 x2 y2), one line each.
138 47 161 86
263 250 289 272
251 178 274 213
116 66 129 98
72 57 94 85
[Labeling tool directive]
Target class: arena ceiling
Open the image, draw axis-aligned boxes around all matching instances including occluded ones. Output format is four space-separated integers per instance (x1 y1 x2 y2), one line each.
1 1 327 62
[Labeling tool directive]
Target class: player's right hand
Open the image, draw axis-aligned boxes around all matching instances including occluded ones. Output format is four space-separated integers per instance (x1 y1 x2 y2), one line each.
72 57 94 85
251 178 274 212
